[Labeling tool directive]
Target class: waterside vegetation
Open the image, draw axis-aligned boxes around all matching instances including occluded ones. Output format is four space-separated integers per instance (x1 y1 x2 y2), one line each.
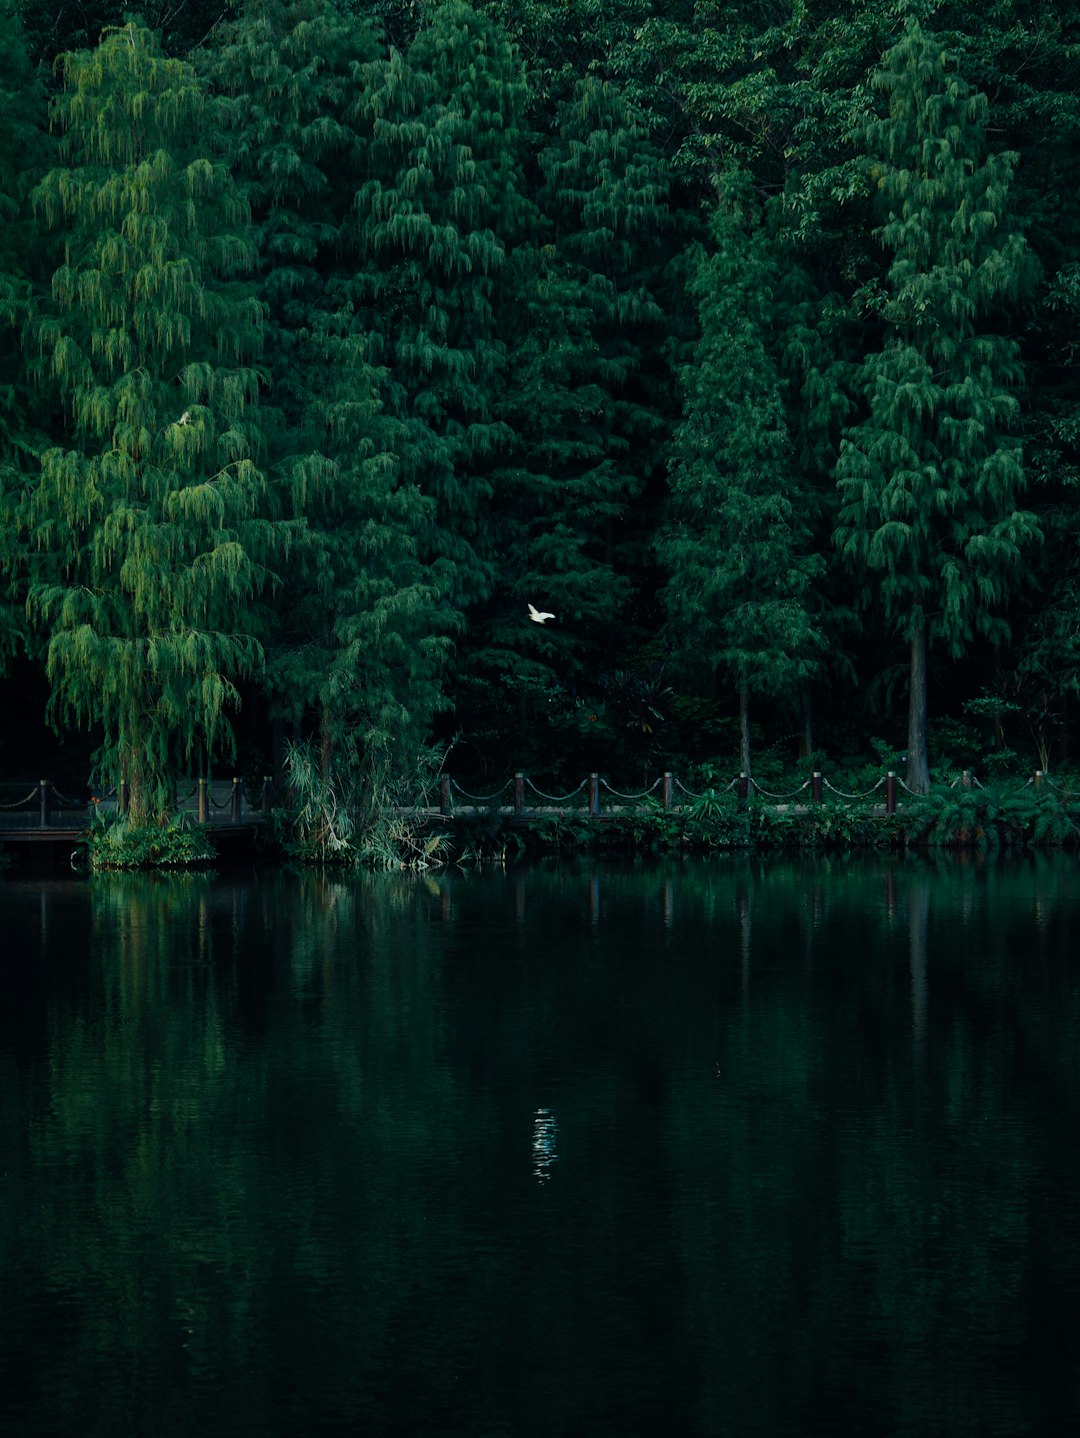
66 765 1080 870
3 1 1080 858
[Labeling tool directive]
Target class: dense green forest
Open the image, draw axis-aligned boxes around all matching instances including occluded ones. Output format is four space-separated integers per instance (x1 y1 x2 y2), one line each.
2 0 1080 817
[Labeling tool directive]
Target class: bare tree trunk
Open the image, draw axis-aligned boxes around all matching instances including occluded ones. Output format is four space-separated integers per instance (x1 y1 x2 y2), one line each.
121 744 153 824
739 685 752 779
320 700 333 783
272 709 285 791
907 624 931 794
800 688 813 759
1059 693 1071 766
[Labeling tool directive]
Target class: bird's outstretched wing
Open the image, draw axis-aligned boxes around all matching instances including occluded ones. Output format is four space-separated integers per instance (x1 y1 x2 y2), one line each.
528 603 555 624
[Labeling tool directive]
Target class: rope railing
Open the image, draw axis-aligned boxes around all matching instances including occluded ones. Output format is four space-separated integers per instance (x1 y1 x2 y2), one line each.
440 769 908 817
0 785 44 811
674 775 739 796
600 777 663 801
750 777 812 801
0 780 90 831
0 775 275 831
449 779 513 804
525 777 590 804
0 766 1072 840
822 776 886 801
50 786 90 808
436 763 1080 819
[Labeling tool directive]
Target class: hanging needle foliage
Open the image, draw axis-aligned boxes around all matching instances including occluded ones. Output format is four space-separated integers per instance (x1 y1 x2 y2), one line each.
21 21 281 821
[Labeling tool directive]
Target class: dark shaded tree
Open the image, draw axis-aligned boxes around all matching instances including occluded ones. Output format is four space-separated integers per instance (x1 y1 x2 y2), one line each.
835 19 1038 792
203 0 453 784
661 183 823 778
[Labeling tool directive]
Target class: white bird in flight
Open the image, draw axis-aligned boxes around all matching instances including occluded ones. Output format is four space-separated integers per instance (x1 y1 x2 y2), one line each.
528 603 555 624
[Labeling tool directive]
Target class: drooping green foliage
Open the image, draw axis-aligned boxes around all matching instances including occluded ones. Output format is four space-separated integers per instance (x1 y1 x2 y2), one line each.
2 2 1080 800
22 22 279 819
351 0 531 610
457 73 672 748
662 184 824 776
0 0 48 663
203 0 453 779
835 19 1039 791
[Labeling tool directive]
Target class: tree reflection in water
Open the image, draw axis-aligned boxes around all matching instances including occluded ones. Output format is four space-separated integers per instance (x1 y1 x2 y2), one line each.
1 857 1079 1438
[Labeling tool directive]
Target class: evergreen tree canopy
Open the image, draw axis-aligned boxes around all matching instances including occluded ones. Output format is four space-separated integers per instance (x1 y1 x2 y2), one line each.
23 21 279 818
0 0 49 663
462 73 671 722
352 0 531 610
834 18 1039 791
661 182 824 776
205 0 454 777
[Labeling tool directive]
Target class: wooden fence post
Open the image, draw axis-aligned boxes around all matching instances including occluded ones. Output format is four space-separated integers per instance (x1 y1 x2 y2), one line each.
662 772 674 811
1035 770 1045 790
118 775 128 816
886 771 897 816
440 776 452 816
514 772 525 816
737 772 749 804
812 771 823 804
962 769 973 790
588 773 600 816
198 777 208 824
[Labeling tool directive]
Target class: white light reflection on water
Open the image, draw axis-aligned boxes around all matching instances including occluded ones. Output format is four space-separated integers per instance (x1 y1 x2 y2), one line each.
532 1107 558 1183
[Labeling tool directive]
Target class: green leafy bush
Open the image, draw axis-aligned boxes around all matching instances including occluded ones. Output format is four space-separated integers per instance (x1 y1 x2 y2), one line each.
899 779 1080 851
87 814 215 871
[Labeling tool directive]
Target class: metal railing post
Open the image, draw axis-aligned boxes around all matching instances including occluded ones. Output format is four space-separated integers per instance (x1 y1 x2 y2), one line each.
812 771 823 804
39 779 49 829
886 772 897 816
514 772 525 816
198 777 208 824
662 772 674 811
231 776 242 822
588 773 600 816
440 776 452 816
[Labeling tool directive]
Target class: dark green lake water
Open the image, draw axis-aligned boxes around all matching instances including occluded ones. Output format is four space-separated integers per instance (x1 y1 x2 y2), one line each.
2 856 1079 1438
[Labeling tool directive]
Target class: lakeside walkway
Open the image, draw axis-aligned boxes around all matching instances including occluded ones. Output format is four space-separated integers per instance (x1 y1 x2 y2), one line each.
0 769 917 853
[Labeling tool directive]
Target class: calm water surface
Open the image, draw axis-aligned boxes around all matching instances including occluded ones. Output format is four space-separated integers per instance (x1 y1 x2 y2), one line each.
2 856 1079 1437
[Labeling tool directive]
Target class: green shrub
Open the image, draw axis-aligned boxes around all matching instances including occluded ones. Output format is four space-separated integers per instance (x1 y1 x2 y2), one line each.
900 778 1080 851
87 813 215 871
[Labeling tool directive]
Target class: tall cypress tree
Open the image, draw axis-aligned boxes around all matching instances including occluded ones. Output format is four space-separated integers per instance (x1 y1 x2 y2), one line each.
202 0 452 782
835 19 1038 792
23 22 278 820
463 74 671 730
0 0 48 663
661 184 823 779
352 0 531 612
